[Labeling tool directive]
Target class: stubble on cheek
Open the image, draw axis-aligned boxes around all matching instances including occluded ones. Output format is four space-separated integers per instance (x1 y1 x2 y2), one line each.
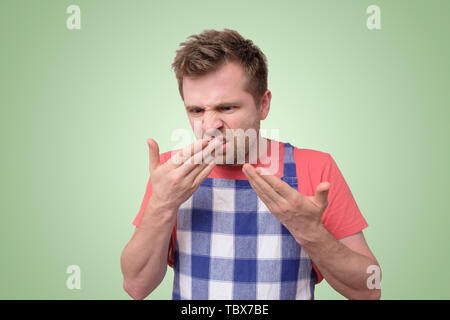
222 117 260 165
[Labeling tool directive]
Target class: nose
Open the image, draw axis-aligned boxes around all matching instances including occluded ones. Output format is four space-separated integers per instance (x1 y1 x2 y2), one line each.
202 111 224 137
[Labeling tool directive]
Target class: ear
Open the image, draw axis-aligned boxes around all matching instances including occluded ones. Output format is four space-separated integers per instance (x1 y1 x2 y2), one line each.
259 90 271 120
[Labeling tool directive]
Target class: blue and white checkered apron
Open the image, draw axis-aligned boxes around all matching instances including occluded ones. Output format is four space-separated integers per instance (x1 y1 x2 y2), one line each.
172 142 316 300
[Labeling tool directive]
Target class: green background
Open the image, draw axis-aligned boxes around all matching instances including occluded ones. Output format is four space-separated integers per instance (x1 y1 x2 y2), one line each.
1 0 449 299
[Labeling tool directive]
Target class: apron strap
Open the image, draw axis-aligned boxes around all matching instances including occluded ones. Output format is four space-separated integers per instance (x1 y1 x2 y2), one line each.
282 142 297 178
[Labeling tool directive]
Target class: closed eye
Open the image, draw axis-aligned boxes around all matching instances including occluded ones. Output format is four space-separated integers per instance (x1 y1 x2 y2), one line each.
186 105 238 114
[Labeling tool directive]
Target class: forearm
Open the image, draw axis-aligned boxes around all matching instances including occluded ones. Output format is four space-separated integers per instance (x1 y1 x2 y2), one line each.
300 225 381 300
120 201 177 299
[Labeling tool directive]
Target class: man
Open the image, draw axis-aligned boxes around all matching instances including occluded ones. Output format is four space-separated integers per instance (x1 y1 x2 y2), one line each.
120 29 381 300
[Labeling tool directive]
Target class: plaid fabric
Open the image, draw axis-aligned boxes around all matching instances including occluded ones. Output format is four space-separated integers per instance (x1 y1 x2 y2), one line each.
172 142 316 300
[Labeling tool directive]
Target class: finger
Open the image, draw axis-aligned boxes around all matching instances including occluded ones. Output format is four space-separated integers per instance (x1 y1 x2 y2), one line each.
194 135 223 164
168 139 209 168
185 162 209 182
313 182 331 210
174 137 222 176
147 138 160 174
247 175 280 213
255 167 298 202
243 164 287 208
192 159 216 186
179 144 218 187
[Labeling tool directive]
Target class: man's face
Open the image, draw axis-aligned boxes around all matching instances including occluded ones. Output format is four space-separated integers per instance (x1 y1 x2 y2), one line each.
182 61 270 165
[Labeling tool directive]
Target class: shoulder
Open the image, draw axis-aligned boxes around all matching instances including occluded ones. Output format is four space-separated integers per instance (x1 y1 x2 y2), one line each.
290 144 332 167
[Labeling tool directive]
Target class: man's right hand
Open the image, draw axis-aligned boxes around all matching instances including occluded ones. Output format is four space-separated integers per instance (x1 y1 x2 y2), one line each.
146 137 221 215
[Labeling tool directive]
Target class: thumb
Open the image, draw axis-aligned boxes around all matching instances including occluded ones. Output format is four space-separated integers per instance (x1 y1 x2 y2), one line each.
314 182 330 210
147 138 160 174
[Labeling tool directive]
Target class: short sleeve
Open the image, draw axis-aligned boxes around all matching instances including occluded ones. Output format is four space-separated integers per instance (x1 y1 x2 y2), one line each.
293 148 368 284
320 154 368 240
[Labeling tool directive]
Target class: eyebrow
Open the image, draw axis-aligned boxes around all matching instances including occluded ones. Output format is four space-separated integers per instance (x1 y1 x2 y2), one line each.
185 102 240 110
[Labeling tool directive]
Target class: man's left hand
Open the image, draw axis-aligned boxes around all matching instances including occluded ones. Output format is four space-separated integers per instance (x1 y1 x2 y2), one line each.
242 163 331 245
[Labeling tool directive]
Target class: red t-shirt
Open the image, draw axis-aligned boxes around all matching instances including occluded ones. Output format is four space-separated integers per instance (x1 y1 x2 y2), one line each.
132 140 368 284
